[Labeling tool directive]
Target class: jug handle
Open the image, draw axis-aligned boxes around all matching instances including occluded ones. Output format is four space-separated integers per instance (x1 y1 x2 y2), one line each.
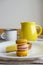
36 25 42 36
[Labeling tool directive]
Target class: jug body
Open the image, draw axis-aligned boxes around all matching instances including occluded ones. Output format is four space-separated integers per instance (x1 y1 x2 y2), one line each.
20 22 42 41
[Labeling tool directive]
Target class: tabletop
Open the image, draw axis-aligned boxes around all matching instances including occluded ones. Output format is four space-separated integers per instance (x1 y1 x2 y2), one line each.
0 36 43 64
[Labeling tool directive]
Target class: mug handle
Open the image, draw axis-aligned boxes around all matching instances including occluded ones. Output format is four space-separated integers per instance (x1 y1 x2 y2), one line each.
1 32 6 39
36 25 42 36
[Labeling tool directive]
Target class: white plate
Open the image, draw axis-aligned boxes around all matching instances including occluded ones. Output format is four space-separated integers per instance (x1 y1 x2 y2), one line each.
0 41 43 60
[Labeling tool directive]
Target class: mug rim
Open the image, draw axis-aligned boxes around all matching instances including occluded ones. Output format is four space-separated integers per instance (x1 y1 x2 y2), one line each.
5 29 17 31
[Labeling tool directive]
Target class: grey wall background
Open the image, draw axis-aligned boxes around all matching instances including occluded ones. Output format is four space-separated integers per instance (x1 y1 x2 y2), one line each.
0 0 43 29
42 0 43 25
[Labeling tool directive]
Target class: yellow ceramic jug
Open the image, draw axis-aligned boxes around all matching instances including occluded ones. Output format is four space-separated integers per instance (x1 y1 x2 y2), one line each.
20 22 42 41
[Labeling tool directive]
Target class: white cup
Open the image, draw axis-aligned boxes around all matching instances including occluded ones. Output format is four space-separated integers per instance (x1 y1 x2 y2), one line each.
1 29 17 41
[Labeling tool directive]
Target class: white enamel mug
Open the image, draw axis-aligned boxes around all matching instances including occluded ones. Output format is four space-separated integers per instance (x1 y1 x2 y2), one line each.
1 29 17 41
